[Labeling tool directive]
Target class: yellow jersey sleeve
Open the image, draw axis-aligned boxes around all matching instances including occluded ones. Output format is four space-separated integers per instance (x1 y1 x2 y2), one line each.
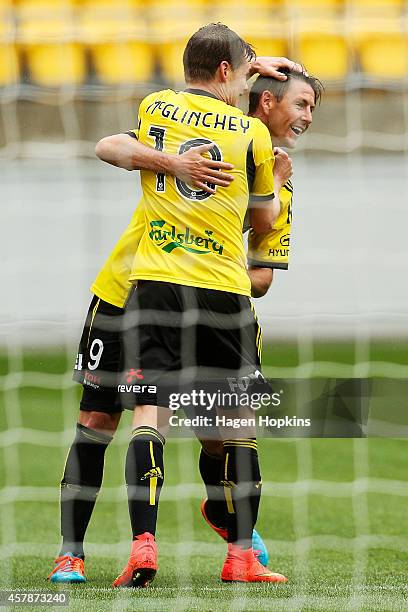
250 119 275 200
247 180 293 270
91 202 145 308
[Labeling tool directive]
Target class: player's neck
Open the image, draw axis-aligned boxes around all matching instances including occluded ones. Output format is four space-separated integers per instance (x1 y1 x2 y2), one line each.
250 107 281 144
250 107 265 123
184 81 222 102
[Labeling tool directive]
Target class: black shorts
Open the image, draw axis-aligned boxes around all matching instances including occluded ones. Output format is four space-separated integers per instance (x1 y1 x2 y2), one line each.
120 281 263 407
73 296 125 413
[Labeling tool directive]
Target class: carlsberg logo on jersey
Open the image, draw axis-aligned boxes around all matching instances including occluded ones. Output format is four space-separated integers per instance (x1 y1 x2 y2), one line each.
149 220 224 255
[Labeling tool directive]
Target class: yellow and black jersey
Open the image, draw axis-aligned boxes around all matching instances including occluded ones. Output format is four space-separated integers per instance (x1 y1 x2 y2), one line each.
247 179 293 270
91 188 292 310
128 88 275 297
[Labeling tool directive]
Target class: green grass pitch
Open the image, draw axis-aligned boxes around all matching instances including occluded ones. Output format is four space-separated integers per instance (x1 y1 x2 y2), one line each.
0 342 408 611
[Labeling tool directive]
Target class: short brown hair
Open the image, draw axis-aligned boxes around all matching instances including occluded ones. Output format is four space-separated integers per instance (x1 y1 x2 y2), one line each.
249 68 324 114
183 23 255 83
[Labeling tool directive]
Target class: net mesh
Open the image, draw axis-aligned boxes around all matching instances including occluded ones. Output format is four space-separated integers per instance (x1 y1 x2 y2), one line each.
1 341 408 609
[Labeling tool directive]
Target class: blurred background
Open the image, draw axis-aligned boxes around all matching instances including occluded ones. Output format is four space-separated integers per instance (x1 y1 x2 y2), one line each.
0 0 407 349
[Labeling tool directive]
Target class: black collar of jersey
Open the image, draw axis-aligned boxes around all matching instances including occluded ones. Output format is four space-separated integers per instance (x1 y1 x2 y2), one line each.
184 88 220 101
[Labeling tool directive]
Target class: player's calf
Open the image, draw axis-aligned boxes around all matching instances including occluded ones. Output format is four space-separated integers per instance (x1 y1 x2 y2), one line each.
115 424 165 588
59 423 114 559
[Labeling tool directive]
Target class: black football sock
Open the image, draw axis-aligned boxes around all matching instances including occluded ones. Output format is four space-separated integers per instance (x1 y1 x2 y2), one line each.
60 423 112 559
125 426 165 538
199 448 226 529
222 439 262 549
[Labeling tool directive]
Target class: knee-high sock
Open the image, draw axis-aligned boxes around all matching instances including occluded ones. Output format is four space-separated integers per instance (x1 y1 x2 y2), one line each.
199 448 226 528
125 426 165 538
60 423 112 558
222 439 262 548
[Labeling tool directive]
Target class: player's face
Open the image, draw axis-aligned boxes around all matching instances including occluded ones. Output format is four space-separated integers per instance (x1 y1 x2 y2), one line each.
223 58 251 107
267 80 315 148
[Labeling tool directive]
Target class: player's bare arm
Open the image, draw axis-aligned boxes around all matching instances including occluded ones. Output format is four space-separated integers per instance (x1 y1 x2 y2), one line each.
95 135 234 194
249 194 280 234
248 267 274 298
249 57 305 80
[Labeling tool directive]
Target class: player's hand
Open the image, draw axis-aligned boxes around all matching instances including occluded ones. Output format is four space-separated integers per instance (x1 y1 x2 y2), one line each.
273 147 293 186
170 143 234 194
250 57 306 80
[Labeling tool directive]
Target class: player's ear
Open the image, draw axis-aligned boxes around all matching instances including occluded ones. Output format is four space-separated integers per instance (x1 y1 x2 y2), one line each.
260 90 273 114
219 60 230 81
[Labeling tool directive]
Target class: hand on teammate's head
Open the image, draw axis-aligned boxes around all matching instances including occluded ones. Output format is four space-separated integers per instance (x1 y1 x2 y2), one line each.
250 57 307 80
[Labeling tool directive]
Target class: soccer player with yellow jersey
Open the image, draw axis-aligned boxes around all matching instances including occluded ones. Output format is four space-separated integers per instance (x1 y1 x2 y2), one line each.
110 24 282 587
48 24 322 587
111 60 322 586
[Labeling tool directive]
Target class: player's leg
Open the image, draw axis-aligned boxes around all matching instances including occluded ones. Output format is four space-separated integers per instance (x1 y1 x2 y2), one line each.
217 408 286 582
49 402 122 584
198 440 227 535
217 413 259 547
59 406 121 558
195 290 286 582
113 404 169 588
49 296 125 583
113 282 175 588
196 436 269 566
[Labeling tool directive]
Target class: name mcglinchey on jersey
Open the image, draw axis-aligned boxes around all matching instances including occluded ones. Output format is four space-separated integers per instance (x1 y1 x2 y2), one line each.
145 99 251 134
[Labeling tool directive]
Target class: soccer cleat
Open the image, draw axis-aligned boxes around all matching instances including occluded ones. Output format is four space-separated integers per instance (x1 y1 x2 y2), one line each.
200 498 228 540
251 529 270 567
48 553 86 583
200 499 270 566
113 533 157 588
221 544 287 583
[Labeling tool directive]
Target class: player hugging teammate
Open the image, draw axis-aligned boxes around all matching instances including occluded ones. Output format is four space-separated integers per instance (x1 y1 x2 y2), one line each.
48 23 322 587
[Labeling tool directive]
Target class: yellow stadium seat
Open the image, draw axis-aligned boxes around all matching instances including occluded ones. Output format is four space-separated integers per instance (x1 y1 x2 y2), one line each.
0 6 19 86
350 0 402 8
238 12 288 58
17 1 86 86
27 44 86 85
358 34 408 78
0 40 19 85
210 4 272 28
91 41 155 84
352 18 408 79
349 0 403 21
152 10 206 84
208 0 281 10
80 2 154 84
249 37 288 59
81 0 144 8
80 14 144 42
284 0 343 12
16 0 75 9
150 0 207 10
207 4 286 54
0 14 19 87
295 17 348 79
156 19 203 84
159 39 187 84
